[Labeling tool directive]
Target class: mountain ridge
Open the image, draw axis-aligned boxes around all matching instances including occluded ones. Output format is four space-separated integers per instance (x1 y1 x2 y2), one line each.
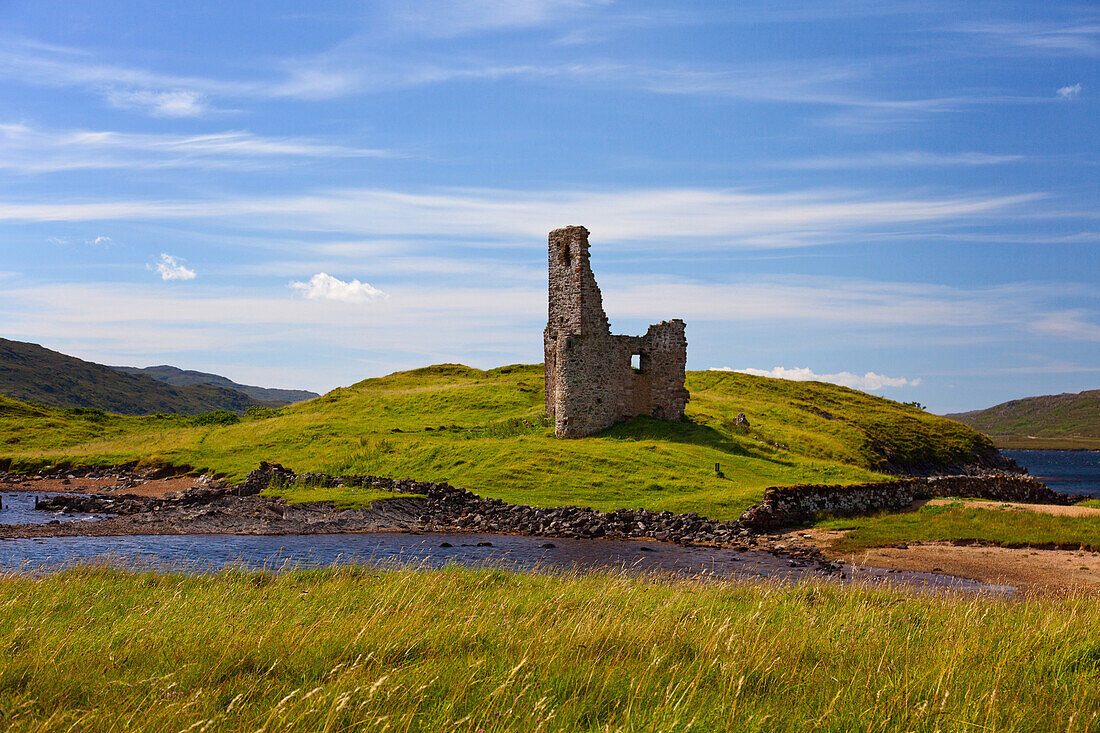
0 338 311 416
946 389 1100 449
112 364 318 404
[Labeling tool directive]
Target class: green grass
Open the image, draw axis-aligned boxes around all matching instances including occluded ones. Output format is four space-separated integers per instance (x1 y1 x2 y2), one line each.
0 364 1002 519
818 502 1100 553
1 565 1097 732
1079 499 1100 509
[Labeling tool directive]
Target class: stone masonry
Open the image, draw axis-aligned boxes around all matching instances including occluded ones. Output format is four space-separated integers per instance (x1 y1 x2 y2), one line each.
544 226 689 438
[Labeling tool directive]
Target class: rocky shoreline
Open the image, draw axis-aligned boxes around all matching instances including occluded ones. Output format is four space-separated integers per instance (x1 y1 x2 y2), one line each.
3 463 833 566
2 461 1087 570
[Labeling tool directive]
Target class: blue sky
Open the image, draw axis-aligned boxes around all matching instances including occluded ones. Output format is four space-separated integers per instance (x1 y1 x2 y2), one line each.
0 0 1096 412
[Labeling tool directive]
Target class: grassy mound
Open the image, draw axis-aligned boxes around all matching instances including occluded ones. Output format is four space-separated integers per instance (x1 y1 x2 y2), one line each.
0 364 1000 519
1 566 1096 732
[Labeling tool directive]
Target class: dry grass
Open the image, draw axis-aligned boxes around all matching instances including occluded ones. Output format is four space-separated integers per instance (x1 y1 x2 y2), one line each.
1 565 1098 732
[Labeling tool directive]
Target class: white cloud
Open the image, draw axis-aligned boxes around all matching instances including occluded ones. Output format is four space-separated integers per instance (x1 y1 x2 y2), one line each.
0 122 397 173
106 89 209 117
86 235 113 246
953 22 1100 57
711 366 920 391
1057 83 1082 99
289 273 386 303
387 0 608 38
780 151 1024 169
152 253 196 281
0 186 1043 250
1028 311 1100 341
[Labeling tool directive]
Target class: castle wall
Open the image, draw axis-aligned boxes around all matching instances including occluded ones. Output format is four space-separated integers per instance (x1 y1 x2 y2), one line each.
544 226 689 438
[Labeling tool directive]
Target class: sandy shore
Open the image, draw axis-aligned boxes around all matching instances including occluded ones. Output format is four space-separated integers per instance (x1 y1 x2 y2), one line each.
784 496 1100 594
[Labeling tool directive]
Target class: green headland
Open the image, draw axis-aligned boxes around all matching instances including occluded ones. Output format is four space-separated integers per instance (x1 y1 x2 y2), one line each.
1 363 1000 519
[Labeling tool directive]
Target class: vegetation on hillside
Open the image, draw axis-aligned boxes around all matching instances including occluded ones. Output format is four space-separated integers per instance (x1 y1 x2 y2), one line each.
0 338 263 415
1 565 1096 732
0 364 1003 519
947 389 1100 449
819 501 1100 553
113 364 318 404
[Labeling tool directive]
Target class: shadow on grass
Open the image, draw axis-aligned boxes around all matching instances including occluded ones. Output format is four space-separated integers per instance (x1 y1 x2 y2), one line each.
601 416 796 467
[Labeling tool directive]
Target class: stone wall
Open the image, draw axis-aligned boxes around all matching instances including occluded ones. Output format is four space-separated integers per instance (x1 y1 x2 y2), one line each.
544 226 689 437
739 474 1079 530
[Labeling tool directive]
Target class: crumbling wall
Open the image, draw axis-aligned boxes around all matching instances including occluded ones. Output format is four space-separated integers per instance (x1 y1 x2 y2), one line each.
544 226 689 438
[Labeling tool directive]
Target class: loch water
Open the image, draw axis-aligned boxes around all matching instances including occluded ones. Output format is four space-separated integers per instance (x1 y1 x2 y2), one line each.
0 527 1010 594
1001 450 1100 498
0 490 1010 593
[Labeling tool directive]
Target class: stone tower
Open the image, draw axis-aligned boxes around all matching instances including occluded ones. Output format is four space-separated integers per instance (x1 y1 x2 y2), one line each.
544 226 689 438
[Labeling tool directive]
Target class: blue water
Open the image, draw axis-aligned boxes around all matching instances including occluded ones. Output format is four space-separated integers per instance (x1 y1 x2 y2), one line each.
0 492 101 524
1001 450 1100 498
0 531 1008 593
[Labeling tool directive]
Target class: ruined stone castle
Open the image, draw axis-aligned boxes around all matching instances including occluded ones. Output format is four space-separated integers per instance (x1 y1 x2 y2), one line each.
544 226 689 438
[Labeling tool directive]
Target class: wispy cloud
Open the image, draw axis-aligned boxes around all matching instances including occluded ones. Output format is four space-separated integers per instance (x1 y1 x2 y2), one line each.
952 21 1100 57
1028 310 1100 341
86 235 113 247
779 151 1024 170
105 89 209 117
0 186 1044 249
151 253 196 281
289 273 387 303
0 40 251 116
1 273 1094 394
385 0 609 38
0 30 1041 131
0 123 398 173
710 365 920 391
1057 83 1082 99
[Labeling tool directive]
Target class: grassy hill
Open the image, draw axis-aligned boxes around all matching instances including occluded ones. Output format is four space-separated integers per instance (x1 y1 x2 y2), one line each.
0 338 261 416
947 389 1100 449
112 364 318 404
0 363 1003 519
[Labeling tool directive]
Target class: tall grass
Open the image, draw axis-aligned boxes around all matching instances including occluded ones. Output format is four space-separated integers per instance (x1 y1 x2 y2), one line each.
0 565 1098 731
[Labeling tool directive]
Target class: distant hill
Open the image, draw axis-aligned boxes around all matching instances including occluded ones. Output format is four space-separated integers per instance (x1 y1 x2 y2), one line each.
112 365 318 404
946 390 1100 449
0 338 260 416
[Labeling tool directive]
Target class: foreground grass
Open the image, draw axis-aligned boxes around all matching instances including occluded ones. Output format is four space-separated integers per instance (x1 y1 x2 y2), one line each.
1 364 998 519
1 566 1098 732
819 502 1100 553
